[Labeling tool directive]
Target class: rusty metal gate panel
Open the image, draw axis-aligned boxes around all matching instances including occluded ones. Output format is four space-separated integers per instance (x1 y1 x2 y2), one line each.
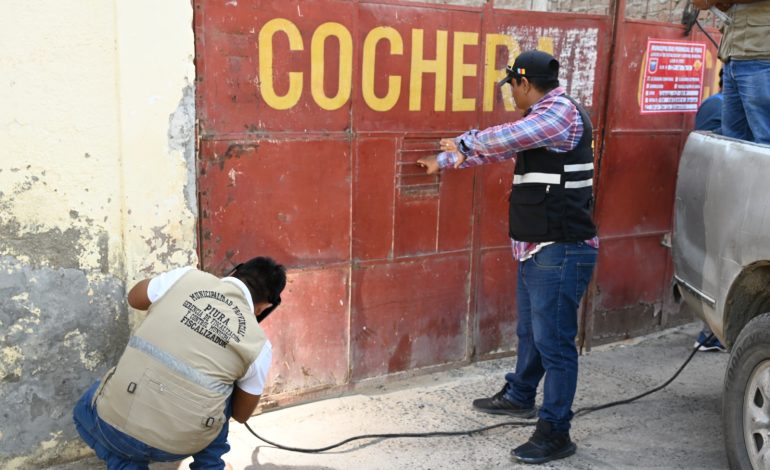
195 0 706 401
589 2 721 344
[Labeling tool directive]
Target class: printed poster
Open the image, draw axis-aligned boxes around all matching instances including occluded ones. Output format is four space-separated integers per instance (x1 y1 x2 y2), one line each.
640 39 706 114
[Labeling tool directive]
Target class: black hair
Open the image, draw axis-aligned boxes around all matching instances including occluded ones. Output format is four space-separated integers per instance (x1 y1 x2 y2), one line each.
229 256 286 322
513 75 560 93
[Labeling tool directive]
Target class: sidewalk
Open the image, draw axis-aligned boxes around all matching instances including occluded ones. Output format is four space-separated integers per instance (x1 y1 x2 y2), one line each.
54 323 729 469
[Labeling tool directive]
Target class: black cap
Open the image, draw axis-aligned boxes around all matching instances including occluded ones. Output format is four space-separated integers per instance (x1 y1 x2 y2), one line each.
497 50 560 87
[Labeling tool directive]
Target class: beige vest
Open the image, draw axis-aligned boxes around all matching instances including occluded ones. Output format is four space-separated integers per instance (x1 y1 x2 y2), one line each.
719 1 770 61
95 270 266 455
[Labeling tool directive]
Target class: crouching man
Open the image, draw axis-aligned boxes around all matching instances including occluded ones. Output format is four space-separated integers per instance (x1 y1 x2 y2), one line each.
73 257 286 469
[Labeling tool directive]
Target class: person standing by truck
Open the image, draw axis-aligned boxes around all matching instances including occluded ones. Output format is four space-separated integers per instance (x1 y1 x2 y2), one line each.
692 69 727 352
694 68 724 135
692 0 770 144
417 50 598 465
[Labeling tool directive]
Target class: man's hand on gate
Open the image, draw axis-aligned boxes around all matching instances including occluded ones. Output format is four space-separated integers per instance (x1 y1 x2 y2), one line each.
417 155 440 175
440 138 466 169
440 138 458 153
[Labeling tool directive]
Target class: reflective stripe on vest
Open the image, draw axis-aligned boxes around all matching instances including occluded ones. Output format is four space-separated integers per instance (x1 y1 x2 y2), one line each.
565 178 593 189
513 173 561 185
128 336 233 396
514 162 594 188
564 163 594 172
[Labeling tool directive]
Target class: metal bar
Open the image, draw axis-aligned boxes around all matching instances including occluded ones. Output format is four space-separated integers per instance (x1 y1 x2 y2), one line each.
673 275 717 308
396 183 441 190
610 128 688 135
596 230 670 241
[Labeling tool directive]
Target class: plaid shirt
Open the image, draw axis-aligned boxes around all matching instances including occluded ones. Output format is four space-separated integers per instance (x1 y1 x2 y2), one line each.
436 87 599 261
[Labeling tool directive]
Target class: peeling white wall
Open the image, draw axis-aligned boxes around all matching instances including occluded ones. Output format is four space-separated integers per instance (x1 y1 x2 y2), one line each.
0 1 196 467
115 1 198 290
0 2 122 273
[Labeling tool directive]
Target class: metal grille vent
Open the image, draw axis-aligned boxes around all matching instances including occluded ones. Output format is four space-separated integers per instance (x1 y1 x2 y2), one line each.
397 137 441 197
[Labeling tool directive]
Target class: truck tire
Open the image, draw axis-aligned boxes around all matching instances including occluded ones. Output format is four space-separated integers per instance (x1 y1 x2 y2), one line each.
724 312 770 470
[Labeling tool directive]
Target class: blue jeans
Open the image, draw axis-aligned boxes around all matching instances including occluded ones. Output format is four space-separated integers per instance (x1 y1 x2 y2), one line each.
722 59 770 144
73 382 232 469
503 242 597 433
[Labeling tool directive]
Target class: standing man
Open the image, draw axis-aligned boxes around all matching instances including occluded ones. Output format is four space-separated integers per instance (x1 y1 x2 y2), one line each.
73 257 286 469
692 69 728 352
417 50 598 465
692 0 770 143
694 68 724 134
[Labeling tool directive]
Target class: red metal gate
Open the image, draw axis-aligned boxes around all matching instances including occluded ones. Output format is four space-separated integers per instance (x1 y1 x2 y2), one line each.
589 0 721 344
194 0 720 402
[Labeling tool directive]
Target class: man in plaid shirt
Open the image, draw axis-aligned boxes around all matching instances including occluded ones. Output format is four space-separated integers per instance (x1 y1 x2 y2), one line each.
418 50 598 465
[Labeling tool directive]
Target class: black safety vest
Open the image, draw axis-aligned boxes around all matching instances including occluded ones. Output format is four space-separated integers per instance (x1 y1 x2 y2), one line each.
508 95 597 242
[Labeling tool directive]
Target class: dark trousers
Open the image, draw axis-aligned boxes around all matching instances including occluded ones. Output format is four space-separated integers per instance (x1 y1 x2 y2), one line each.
503 242 598 433
73 381 232 469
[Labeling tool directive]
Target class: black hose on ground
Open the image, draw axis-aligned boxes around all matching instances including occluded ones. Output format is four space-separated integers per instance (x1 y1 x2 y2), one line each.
244 334 716 453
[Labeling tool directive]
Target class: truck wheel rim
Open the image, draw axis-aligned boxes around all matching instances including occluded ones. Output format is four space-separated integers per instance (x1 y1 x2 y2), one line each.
744 360 770 469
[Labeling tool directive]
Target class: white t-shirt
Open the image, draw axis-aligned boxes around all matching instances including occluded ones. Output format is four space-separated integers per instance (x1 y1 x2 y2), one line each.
146 266 272 395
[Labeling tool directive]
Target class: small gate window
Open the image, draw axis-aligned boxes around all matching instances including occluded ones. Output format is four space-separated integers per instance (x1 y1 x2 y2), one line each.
626 0 721 25
494 0 610 15
625 0 690 22
400 0 487 6
397 137 441 198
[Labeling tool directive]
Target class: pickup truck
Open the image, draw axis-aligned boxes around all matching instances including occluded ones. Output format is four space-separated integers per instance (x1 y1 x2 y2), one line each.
673 132 770 470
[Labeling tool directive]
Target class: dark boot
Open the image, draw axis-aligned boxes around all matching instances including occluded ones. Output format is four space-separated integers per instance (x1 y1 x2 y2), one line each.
511 419 576 464
472 386 537 418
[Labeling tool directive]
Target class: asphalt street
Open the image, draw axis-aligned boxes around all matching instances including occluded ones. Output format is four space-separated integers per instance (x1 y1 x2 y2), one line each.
51 323 729 469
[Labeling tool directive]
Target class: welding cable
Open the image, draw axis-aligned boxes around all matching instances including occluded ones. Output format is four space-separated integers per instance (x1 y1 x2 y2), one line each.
695 19 720 49
573 333 714 417
682 1 721 49
244 419 534 454
243 334 716 453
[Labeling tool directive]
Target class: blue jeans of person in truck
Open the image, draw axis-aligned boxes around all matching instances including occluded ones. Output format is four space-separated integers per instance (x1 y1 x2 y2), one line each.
722 59 770 144
73 381 231 470
502 241 598 433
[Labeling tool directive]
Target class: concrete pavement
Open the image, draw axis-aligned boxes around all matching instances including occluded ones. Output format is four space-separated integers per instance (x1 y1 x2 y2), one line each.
50 323 729 469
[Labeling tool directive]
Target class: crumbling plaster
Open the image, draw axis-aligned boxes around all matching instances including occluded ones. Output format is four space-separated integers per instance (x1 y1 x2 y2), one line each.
0 0 197 467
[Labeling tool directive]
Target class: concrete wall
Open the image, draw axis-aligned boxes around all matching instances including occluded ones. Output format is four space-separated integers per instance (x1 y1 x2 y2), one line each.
0 1 196 468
